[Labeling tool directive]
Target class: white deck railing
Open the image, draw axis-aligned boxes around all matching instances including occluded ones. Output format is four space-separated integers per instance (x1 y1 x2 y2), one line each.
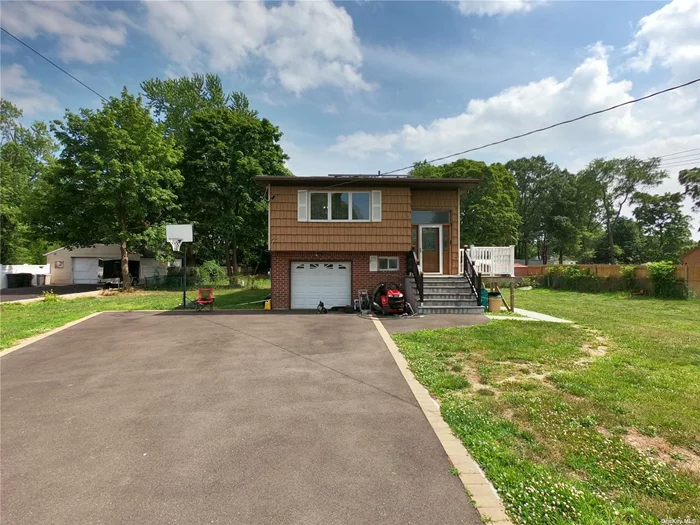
460 246 515 276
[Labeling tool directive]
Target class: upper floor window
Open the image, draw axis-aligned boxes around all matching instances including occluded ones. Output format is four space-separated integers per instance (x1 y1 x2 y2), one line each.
298 190 381 222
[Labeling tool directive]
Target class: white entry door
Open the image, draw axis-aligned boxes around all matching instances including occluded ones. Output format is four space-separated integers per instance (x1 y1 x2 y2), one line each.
291 262 351 309
72 258 100 284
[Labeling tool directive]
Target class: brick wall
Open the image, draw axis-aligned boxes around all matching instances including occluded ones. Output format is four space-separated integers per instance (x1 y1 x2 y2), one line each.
271 251 406 309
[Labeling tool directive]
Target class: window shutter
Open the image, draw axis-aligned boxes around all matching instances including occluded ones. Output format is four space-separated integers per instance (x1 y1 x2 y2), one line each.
369 255 378 272
371 191 382 222
298 190 308 222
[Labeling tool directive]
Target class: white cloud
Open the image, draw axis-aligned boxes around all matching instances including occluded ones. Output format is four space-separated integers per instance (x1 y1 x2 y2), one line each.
144 0 370 94
0 1 129 63
453 0 547 16
331 43 655 160
0 64 59 115
626 0 700 76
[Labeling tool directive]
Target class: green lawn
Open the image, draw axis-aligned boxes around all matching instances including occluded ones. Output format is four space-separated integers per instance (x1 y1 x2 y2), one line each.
0 281 270 350
394 290 700 524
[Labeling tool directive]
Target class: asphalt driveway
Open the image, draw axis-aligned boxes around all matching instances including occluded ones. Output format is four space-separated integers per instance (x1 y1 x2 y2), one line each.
0 284 101 302
1 311 482 525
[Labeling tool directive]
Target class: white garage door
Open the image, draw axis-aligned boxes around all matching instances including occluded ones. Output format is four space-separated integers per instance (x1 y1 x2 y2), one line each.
291 262 351 309
72 258 100 284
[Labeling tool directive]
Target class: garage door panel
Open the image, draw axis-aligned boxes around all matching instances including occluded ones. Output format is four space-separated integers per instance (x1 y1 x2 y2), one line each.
72 258 100 284
291 262 351 309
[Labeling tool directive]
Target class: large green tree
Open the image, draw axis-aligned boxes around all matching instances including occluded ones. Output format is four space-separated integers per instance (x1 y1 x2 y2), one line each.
505 156 552 263
0 99 57 263
411 158 520 246
679 167 699 230
580 157 665 263
39 89 182 288
181 105 290 275
632 192 692 262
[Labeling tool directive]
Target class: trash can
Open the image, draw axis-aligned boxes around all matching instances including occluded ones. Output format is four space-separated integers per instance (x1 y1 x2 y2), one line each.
6 274 18 288
488 292 503 313
480 288 489 308
36 275 46 286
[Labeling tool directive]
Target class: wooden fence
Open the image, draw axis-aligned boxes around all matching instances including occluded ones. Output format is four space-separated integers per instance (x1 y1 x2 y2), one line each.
521 264 700 297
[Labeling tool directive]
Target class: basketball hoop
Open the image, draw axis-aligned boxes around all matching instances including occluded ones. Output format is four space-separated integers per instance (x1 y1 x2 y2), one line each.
166 224 194 309
168 238 183 253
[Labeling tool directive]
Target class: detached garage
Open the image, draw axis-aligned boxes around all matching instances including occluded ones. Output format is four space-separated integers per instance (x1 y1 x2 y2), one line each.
45 245 169 286
291 262 351 309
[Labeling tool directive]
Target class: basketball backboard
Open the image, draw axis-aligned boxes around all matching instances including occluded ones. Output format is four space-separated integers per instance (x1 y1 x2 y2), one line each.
166 224 193 243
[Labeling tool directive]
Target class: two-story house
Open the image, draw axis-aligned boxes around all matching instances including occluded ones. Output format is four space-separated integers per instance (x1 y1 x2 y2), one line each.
256 175 484 313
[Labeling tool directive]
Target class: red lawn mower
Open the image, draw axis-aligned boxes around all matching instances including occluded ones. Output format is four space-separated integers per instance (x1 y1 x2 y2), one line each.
371 282 406 316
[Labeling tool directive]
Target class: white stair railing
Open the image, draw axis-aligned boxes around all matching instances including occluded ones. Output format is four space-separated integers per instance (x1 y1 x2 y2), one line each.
466 246 515 276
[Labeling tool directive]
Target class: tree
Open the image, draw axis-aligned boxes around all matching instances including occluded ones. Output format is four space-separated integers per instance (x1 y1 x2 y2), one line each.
632 192 692 262
39 89 182 288
410 158 520 246
181 106 290 275
505 156 553 263
593 218 645 264
0 99 57 263
580 157 665 263
141 74 231 144
679 167 700 230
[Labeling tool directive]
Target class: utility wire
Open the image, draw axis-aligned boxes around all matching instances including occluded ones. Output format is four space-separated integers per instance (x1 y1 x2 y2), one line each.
659 158 700 169
1 26 108 102
656 147 700 158
381 77 700 175
656 151 700 162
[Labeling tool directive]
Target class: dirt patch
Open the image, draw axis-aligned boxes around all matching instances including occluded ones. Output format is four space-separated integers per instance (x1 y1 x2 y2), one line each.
623 428 700 477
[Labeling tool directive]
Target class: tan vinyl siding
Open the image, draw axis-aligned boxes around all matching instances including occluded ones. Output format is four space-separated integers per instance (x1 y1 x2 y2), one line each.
411 190 460 275
269 186 412 252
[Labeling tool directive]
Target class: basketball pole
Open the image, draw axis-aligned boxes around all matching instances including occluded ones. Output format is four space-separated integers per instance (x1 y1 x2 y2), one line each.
182 244 187 308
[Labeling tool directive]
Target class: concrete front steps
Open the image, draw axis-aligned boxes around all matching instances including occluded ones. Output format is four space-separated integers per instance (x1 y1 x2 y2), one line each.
409 275 484 315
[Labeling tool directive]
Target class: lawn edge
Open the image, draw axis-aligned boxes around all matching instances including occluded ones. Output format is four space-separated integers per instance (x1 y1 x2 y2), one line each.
1 310 107 357
373 317 513 525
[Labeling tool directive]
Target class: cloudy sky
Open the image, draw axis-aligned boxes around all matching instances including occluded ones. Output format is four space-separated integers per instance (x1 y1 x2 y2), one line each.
1 0 699 233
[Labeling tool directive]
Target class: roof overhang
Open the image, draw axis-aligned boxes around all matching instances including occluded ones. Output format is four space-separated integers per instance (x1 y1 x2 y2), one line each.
255 175 480 192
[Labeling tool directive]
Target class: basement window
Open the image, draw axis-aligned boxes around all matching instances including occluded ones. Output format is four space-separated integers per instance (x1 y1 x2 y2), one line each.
378 256 399 271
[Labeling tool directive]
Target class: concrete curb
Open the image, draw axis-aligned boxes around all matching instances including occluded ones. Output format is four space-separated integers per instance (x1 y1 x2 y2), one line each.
372 317 513 525
0 311 106 357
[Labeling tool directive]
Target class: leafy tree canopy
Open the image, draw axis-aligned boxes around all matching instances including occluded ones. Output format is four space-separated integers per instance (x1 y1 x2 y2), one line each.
37 88 182 286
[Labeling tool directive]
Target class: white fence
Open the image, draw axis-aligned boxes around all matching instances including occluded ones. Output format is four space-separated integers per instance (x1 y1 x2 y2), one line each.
1 264 51 289
460 246 515 276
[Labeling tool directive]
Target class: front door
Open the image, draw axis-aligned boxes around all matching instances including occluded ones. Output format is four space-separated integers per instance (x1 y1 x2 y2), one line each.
419 225 442 274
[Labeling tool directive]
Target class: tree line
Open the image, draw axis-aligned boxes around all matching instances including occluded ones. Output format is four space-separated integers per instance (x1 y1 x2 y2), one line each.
1 74 290 286
2 71 699 286
411 156 699 265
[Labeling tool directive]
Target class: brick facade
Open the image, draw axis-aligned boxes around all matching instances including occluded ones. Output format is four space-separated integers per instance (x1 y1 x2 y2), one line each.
271 251 406 309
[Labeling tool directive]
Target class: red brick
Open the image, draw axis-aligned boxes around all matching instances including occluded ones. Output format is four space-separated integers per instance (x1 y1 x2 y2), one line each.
271 251 406 309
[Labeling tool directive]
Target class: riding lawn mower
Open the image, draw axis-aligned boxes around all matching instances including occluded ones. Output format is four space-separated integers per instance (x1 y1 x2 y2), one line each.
370 282 412 316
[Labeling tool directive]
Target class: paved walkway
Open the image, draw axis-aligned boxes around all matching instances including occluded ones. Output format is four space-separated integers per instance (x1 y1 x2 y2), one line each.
514 308 572 323
1 311 482 525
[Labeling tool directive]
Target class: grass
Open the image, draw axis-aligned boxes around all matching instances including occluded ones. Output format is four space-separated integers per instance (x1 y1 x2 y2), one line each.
0 280 270 350
394 290 700 525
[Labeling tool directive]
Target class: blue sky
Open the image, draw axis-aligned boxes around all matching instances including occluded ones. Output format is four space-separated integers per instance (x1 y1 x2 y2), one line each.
1 0 699 233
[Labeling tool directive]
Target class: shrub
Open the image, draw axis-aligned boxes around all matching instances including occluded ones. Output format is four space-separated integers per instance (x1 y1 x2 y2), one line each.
620 265 636 291
518 277 536 288
200 260 227 284
647 261 687 299
42 289 60 303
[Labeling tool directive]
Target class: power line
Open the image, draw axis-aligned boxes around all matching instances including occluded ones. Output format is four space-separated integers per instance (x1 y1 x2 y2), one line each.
1 26 108 102
660 155 700 165
659 158 700 169
656 147 700 159
381 77 700 175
